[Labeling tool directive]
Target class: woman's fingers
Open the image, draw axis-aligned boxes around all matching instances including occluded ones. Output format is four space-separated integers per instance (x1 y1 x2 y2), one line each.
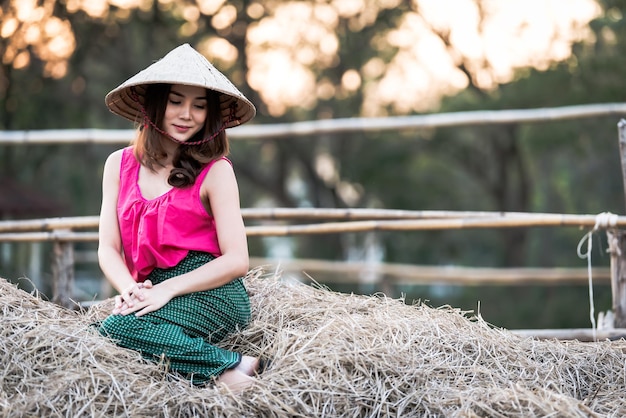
112 282 148 314
112 299 129 315
121 282 147 305
113 282 168 316
114 295 122 309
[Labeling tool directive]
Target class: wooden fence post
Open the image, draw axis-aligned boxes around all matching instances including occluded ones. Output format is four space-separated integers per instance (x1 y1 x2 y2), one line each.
51 232 75 308
613 119 626 327
608 231 626 327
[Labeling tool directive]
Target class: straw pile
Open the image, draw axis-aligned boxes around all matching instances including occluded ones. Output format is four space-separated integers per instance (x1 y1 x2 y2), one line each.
2 269 626 417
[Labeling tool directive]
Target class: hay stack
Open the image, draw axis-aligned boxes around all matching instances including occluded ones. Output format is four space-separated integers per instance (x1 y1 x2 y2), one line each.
2 269 626 417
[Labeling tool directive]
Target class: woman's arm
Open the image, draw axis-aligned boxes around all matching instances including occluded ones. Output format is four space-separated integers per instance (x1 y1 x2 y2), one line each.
98 149 146 309
120 158 249 316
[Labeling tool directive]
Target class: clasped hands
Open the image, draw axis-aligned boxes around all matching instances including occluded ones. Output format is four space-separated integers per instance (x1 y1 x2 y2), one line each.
113 280 172 317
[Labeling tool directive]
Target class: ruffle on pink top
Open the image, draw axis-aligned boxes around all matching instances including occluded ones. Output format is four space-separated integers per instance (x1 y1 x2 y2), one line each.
117 147 224 281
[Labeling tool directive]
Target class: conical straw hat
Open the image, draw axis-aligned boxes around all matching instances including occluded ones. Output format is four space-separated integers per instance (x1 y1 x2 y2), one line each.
105 44 255 128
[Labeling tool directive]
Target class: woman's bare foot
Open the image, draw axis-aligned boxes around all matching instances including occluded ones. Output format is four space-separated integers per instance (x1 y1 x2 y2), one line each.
216 368 255 392
215 356 260 392
237 355 260 375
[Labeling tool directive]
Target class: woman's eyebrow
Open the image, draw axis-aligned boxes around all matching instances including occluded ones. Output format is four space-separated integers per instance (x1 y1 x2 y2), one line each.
169 90 207 100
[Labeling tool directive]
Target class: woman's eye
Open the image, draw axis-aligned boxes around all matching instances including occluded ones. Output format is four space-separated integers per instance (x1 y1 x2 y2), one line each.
169 99 181 105
194 104 206 109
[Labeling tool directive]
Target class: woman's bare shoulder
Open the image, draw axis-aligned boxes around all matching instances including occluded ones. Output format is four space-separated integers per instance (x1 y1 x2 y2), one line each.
107 148 126 162
103 148 128 177
206 157 236 181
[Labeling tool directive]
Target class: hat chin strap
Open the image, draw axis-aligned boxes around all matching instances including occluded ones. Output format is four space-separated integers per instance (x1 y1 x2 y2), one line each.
130 86 238 146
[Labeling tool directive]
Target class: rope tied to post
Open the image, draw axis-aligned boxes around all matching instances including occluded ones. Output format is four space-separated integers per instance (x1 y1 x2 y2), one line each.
577 212 618 341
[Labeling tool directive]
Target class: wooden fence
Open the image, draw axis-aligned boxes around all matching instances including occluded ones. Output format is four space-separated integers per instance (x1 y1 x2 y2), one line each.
0 208 623 341
2 103 626 341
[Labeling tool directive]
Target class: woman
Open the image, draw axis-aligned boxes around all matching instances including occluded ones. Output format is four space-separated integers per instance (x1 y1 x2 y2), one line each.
97 44 260 391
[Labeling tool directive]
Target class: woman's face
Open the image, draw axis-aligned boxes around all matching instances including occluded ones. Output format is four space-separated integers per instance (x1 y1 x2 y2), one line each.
163 84 208 143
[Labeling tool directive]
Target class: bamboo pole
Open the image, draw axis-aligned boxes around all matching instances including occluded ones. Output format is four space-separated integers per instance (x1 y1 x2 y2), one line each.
250 257 610 285
620 119 626 214
608 231 626 327
242 208 494 220
613 119 626 327
0 216 100 233
244 215 626 236
240 208 602 221
0 129 134 144
239 102 626 139
0 231 98 242
2 103 626 144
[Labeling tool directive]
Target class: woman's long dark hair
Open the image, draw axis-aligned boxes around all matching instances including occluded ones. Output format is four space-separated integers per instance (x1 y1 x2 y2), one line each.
133 83 229 188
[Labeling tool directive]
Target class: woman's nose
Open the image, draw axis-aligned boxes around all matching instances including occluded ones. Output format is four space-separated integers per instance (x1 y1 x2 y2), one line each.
179 103 191 119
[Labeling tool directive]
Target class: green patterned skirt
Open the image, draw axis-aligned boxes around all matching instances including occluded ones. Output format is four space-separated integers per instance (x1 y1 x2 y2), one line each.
97 251 250 385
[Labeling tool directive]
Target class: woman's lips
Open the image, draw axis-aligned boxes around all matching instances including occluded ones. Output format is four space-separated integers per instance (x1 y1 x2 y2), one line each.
173 125 191 133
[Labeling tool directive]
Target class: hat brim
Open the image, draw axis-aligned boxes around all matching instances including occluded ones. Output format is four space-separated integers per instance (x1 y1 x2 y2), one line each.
104 44 256 129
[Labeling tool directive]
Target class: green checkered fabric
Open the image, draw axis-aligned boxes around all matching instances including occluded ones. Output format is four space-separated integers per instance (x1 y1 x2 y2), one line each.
98 251 250 385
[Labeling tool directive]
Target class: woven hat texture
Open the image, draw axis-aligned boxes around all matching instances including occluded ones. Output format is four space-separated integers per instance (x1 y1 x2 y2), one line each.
105 44 255 128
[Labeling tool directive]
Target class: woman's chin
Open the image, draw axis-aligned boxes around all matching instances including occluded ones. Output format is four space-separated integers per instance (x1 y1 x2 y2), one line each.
166 133 193 143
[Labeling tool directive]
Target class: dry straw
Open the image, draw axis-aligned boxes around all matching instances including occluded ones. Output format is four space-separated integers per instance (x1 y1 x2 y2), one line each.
2 268 626 417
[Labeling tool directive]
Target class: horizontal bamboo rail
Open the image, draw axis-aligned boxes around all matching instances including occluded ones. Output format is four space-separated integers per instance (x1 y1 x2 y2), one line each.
0 231 98 242
242 208 625 222
249 257 610 285
2 103 626 144
0 216 100 232
243 215 624 236
0 210 623 241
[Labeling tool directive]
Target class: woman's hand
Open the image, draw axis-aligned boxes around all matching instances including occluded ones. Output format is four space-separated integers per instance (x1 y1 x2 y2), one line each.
113 280 153 315
113 281 174 317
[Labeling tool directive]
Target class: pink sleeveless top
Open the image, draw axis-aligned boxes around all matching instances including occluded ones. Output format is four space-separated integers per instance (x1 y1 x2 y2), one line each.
117 147 223 282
